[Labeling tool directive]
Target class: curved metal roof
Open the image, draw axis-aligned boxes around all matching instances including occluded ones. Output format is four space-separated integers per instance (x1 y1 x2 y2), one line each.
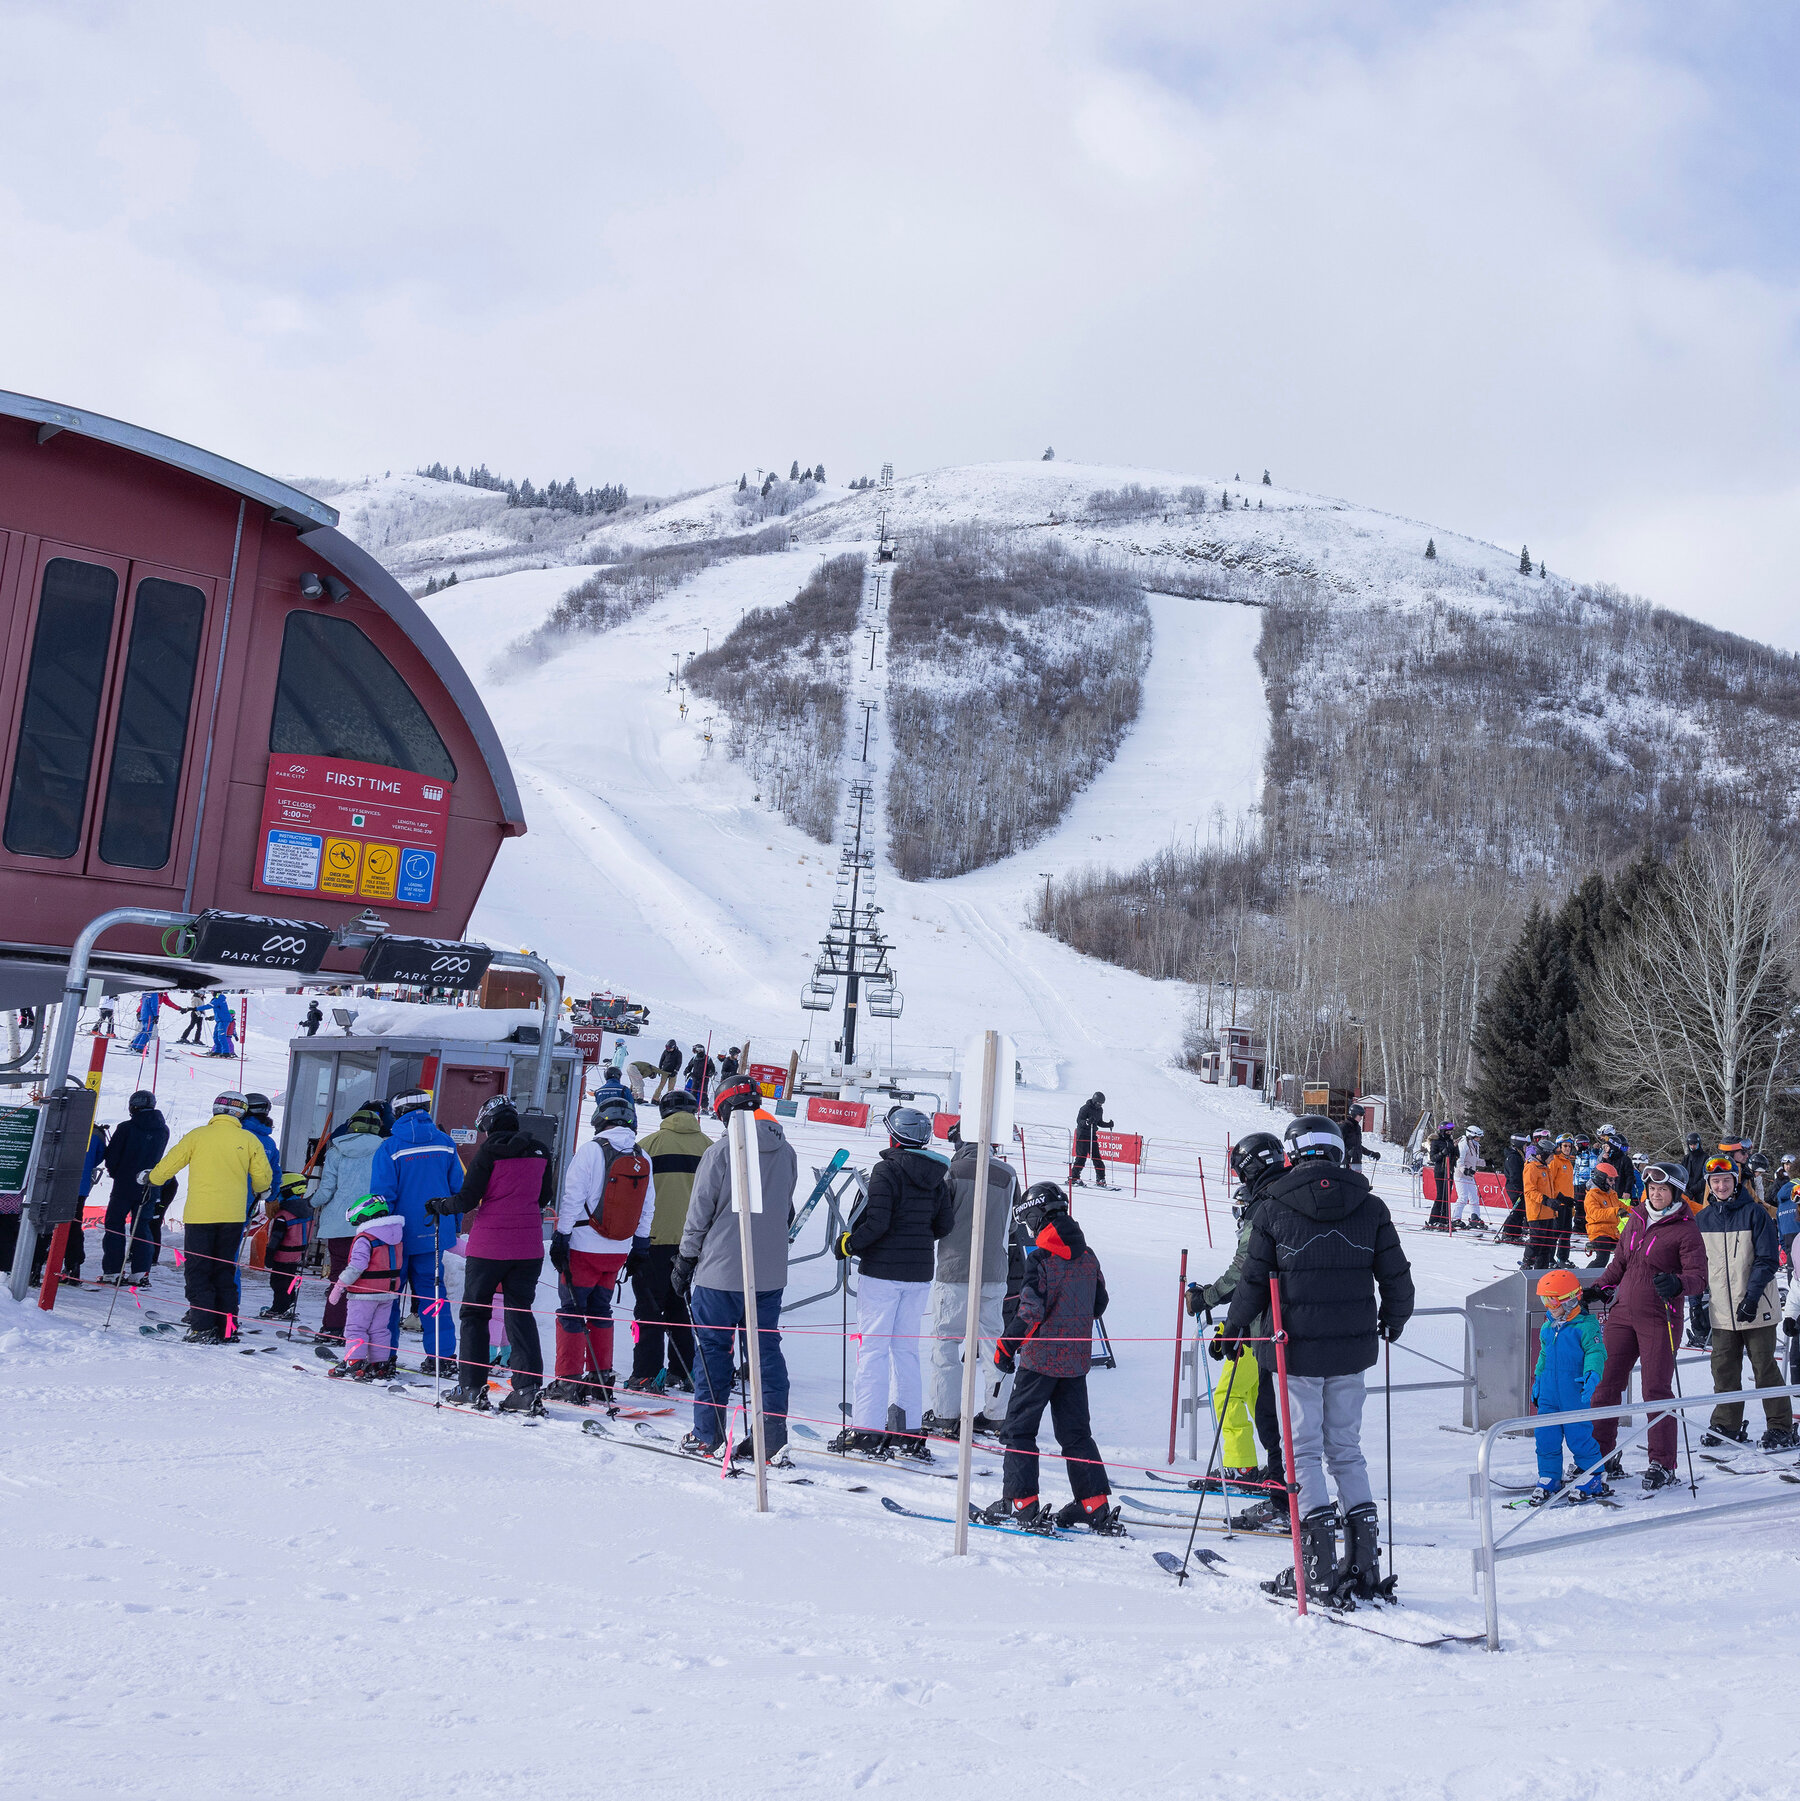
0 389 340 530
0 389 525 832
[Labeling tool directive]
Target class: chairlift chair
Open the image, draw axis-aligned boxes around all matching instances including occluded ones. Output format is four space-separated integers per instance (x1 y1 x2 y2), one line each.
801 980 835 1012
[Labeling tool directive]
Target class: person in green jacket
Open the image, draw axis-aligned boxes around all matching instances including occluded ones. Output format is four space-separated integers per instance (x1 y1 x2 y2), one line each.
626 1089 710 1391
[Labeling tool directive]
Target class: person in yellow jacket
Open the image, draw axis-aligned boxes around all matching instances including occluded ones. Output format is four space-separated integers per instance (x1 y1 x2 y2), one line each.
1521 1143 1557 1272
147 1090 272 1343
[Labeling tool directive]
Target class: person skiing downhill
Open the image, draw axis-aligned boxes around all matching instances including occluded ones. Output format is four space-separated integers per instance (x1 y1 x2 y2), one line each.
1218 1114 1413 1607
985 1182 1124 1535
835 1105 955 1457
1071 1093 1112 1189
546 1088 655 1405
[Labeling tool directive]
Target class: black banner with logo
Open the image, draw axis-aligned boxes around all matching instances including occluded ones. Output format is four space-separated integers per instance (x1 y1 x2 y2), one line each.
358 935 493 991
188 910 334 973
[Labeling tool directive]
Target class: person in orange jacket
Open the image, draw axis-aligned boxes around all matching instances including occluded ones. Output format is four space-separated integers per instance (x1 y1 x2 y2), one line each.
1548 1134 1578 1268
1584 1162 1626 1269
1521 1143 1558 1271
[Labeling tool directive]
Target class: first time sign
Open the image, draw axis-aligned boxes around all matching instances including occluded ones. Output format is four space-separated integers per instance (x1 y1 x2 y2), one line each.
254 754 449 911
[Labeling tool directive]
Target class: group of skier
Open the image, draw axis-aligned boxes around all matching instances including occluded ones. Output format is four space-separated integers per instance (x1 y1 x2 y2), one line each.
125 988 238 1057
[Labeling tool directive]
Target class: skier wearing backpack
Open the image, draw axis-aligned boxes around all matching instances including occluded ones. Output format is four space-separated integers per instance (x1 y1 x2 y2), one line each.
671 1075 798 1461
545 1090 655 1405
628 1089 707 1392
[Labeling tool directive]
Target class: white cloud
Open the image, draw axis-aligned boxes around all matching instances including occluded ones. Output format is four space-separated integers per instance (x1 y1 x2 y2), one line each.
0 0 1793 644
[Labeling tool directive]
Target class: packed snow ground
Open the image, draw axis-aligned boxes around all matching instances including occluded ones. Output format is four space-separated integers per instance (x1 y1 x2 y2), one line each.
6 535 1798 1797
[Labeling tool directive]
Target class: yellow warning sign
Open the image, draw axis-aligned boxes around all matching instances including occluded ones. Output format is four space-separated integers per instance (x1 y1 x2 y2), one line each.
320 837 362 895
358 841 399 899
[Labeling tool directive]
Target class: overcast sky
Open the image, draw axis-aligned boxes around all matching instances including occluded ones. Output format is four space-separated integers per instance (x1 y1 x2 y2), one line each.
3 1 1795 645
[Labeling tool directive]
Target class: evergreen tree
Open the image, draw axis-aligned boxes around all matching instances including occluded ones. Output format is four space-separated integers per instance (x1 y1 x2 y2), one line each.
445 571 457 587
814 464 825 483
1519 543 1532 574
1466 902 1578 1140
1424 538 1437 559
1262 469 1271 485
789 460 800 481
1042 446 1055 461
738 474 747 492
1537 559 1546 577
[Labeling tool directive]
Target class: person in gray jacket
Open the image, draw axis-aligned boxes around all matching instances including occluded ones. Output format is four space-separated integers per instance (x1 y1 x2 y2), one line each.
671 1075 798 1461
921 1129 1018 1438
310 1107 387 1359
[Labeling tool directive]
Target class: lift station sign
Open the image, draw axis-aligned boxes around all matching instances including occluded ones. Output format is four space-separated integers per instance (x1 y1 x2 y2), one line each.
254 754 449 911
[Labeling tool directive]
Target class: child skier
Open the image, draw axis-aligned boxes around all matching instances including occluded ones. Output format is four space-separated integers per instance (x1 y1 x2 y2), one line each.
1529 1270 1609 1504
985 1182 1124 1534
325 1196 406 1380
1583 1162 1625 1270
260 1172 314 1320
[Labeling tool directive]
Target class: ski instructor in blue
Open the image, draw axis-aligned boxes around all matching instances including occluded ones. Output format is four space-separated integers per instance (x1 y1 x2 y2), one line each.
368 1088 465 1375
1218 1113 1414 1608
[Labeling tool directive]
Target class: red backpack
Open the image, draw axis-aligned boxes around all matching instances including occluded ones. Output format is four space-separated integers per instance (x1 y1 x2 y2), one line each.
585 1141 652 1240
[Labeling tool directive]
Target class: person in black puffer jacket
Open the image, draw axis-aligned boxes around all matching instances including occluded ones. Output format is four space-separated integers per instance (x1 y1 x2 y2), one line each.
100 1091 170 1281
836 1106 954 1456
1221 1115 1413 1604
984 1183 1122 1534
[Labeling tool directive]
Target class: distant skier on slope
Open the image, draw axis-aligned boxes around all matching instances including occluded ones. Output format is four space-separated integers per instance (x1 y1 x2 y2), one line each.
1070 1093 1113 1189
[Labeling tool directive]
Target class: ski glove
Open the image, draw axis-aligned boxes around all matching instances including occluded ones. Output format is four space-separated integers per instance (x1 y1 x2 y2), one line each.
670 1254 697 1300
1208 1333 1243 1362
1365 1148 1382 1162
1735 1295 1761 1324
424 1195 461 1217
994 1340 1017 1375
1783 1318 1798 1339
1183 1282 1205 1318
549 1233 571 1275
1377 1316 1404 1343
1652 1270 1684 1301
832 1230 853 1261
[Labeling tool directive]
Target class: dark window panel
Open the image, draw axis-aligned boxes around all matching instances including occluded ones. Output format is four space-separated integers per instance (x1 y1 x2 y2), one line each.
98 578 207 869
4 558 120 859
269 613 456 782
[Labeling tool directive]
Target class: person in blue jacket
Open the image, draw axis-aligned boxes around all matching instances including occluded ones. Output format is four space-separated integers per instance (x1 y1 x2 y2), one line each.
368 1088 465 1374
1528 1269 1610 1504
207 992 237 1058
128 991 167 1054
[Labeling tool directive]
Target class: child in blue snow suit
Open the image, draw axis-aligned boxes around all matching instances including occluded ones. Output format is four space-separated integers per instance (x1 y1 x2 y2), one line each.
1530 1268 1609 1503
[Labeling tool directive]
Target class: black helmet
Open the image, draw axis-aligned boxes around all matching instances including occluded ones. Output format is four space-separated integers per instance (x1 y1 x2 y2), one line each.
1091 1092 1105 1104
1685 1132 1703 1149
390 1088 433 1119
127 1089 157 1115
1014 1181 1069 1239
712 1074 761 1121
590 1092 636 1133
476 1096 519 1134
1347 1102 1364 1119
657 1088 699 1117
1284 1114 1344 1164
1229 1132 1285 1189
243 1092 273 1124
884 1104 932 1148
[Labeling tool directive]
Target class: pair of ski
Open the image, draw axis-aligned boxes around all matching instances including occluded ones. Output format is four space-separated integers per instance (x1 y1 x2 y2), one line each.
787 1421 993 1482
1149 1549 1482 1649
580 1415 865 1491
1698 1450 1800 1484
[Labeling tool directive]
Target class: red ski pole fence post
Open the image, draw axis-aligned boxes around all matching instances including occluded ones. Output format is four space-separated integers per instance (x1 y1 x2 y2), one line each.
1168 1248 1188 1465
1196 1157 1213 1248
1269 1274 1307 1616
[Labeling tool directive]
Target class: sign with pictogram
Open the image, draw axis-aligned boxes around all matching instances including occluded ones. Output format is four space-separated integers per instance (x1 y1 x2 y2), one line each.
254 754 449 911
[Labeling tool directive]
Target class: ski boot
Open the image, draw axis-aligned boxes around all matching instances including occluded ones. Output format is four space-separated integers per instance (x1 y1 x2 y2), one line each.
1602 1455 1624 1481
1641 1463 1680 1492
418 1356 455 1378
1571 1481 1614 1503
400 1313 423 1335
182 1327 223 1345
622 1373 660 1395
1261 1505 1343 1603
664 1371 695 1395
1525 1482 1561 1507
920 1411 961 1442
678 1433 726 1460
361 1358 397 1383
1340 1501 1396 1602
1055 1497 1128 1536
886 1431 934 1463
445 1381 493 1411
327 1358 368 1380
971 1412 1006 1436
256 1303 293 1321
1759 1425 1800 1452
828 1428 891 1457
497 1386 545 1416
731 1435 794 1469
981 1496 1053 1533
541 1379 591 1406
1700 1424 1750 1449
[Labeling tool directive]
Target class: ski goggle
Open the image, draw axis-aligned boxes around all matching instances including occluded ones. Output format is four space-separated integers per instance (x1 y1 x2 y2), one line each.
1704 1156 1736 1175
1644 1164 1685 1188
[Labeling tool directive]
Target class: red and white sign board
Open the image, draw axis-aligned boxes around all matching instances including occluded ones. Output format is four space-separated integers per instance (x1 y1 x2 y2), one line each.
1422 1169 1508 1206
571 1024 605 1065
807 1097 870 1129
747 1062 788 1097
1094 1130 1144 1166
932 1112 960 1142
255 753 450 912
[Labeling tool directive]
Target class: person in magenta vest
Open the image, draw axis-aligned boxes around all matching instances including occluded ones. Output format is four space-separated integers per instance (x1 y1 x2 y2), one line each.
428 1099 552 1414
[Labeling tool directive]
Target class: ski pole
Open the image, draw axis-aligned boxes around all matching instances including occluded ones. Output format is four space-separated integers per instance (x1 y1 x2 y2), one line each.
1384 1339 1394 1579
1666 1314 1699 1498
1176 1337 1239 1584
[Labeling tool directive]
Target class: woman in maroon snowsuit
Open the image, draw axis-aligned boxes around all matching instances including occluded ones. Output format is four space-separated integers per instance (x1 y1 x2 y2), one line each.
1590 1163 1708 1489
